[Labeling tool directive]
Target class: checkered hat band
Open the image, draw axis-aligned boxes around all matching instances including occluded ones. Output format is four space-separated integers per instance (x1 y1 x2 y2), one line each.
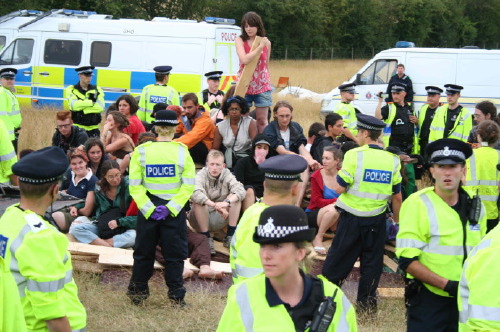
358 123 383 130
19 176 58 184
431 149 465 160
257 225 309 238
155 119 178 124
265 173 299 180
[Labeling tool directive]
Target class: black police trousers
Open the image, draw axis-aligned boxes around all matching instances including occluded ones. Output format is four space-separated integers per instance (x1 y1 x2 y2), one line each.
406 286 458 332
322 210 386 311
128 197 188 300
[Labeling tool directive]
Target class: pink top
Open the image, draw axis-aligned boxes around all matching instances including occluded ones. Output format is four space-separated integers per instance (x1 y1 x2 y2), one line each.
124 115 146 145
238 40 272 95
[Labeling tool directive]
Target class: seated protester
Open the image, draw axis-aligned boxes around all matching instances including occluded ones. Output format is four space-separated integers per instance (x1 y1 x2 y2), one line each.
69 160 136 248
182 228 225 279
234 134 271 211
52 110 88 154
263 100 321 206
311 113 345 164
468 101 500 149
120 132 157 175
52 148 97 232
115 94 146 145
307 146 341 255
189 150 246 253
101 111 135 163
175 93 215 164
305 122 326 152
144 102 168 132
85 137 108 180
213 95 257 168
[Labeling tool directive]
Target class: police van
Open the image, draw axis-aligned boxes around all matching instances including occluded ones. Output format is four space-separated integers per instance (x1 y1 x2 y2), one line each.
321 46 500 117
0 10 43 51
0 9 240 108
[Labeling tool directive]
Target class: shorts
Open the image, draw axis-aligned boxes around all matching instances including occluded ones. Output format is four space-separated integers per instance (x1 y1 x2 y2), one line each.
188 208 227 232
245 90 272 108
58 207 79 230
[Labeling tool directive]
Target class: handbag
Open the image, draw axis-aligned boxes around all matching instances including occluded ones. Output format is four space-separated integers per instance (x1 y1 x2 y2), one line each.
97 182 128 239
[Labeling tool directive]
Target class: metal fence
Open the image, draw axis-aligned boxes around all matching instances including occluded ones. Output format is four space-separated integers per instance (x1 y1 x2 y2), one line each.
270 47 389 60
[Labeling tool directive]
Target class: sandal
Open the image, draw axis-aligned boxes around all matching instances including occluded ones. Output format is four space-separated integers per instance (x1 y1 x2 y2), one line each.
314 246 327 255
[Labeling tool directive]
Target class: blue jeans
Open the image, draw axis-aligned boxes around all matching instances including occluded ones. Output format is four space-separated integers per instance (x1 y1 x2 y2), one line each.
69 221 136 248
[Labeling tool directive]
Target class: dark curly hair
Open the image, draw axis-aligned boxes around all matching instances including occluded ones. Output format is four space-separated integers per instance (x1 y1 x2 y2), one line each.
220 95 250 116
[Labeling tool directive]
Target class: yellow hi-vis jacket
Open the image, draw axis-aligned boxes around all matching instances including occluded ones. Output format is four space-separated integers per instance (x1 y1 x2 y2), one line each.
128 141 195 218
0 87 15 140
217 274 358 332
415 103 441 154
1 86 21 138
464 146 500 219
230 202 268 284
458 224 500 331
1 256 26 332
428 104 473 143
0 205 87 332
64 84 105 131
396 187 486 297
333 101 358 137
336 145 402 217
137 84 180 123
0 119 17 184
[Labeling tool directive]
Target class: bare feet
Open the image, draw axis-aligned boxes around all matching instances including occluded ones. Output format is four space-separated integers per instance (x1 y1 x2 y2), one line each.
198 265 224 279
183 268 194 279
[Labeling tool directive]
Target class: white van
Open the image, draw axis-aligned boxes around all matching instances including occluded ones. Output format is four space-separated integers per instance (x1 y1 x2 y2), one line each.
321 47 500 117
0 9 240 108
0 10 43 51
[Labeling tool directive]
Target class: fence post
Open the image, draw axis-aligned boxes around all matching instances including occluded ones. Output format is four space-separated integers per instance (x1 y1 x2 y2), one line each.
351 47 354 60
310 48 313 60
331 48 334 60
285 48 288 61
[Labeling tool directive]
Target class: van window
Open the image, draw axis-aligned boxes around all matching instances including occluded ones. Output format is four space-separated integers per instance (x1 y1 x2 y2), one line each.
0 39 34 65
0 36 6 51
90 41 112 67
358 60 397 85
44 39 82 65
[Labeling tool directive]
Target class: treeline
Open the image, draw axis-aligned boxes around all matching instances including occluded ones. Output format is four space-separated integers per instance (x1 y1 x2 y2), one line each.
3 0 500 57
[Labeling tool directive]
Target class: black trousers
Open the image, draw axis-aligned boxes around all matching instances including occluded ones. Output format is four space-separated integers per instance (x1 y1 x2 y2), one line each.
128 197 188 300
85 128 100 138
322 210 386 310
406 285 458 332
189 141 209 164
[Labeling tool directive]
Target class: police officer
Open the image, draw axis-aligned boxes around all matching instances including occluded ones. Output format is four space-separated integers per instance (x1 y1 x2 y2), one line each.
0 146 87 331
127 110 195 306
322 113 403 313
396 138 486 332
458 219 500 331
429 84 473 143
333 83 358 142
375 84 418 154
415 86 443 154
0 118 17 185
386 63 414 103
202 71 225 112
219 205 358 331
137 66 180 124
65 66 105 137
230 154 307 284
0 68 22 150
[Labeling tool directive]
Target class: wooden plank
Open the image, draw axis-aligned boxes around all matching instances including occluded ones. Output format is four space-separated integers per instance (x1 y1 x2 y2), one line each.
384 244 395 253
310 239 333 261
213 240 230 256
378 288 404 298
71 254 98 262
185 260 200 272
383 255 399 272
234 36 262 97
210 261 232 274
68 242 134 256
98 254 163 269
72 260 103 274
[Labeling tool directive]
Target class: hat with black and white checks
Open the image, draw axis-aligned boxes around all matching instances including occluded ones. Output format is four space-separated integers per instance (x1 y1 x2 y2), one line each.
253 205 315 244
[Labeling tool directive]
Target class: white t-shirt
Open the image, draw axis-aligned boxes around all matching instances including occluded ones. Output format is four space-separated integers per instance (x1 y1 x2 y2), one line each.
280 128 290 150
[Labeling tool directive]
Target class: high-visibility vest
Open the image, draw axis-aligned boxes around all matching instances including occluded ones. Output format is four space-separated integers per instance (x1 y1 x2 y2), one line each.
428 104 473 143
217 274 358 332
464 146 500 219
64 84 105 131
336 145 402 217
333 102 358 136
0 88 15 139
414 103 441 154
137 84 180 123
0 119 17 184
0 205 87 331
0 256 27 332
128 140 195 218
230 202 268 284
458 224 500 331
382 103 418 153
396 187 486 297
1 86 21 136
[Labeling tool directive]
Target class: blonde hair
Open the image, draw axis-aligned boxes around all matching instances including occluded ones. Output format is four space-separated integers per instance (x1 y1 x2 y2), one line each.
294 241 313 273
206 149 225 162
155 126 176 137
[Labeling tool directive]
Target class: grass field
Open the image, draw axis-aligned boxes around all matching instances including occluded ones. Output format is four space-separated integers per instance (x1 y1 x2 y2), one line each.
17 59 411 331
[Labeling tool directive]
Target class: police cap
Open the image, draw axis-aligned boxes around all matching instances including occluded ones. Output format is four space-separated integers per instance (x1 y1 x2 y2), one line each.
425 138 472 165
151 110 178 126
391 84 407 93
13 147 68 184
444 84 463 95
205 71 223 80
154 66 172 75
253 205 315 244
75 66 95 75
356 113 385 131
258 155 307 181
425 86 443 95
338 83 356 93
0 68 17 79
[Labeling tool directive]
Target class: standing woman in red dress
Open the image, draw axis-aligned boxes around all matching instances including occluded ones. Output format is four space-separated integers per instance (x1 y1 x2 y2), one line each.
235 12 272 134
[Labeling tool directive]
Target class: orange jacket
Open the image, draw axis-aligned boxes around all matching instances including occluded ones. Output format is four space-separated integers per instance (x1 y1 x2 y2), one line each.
175 111 215 150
